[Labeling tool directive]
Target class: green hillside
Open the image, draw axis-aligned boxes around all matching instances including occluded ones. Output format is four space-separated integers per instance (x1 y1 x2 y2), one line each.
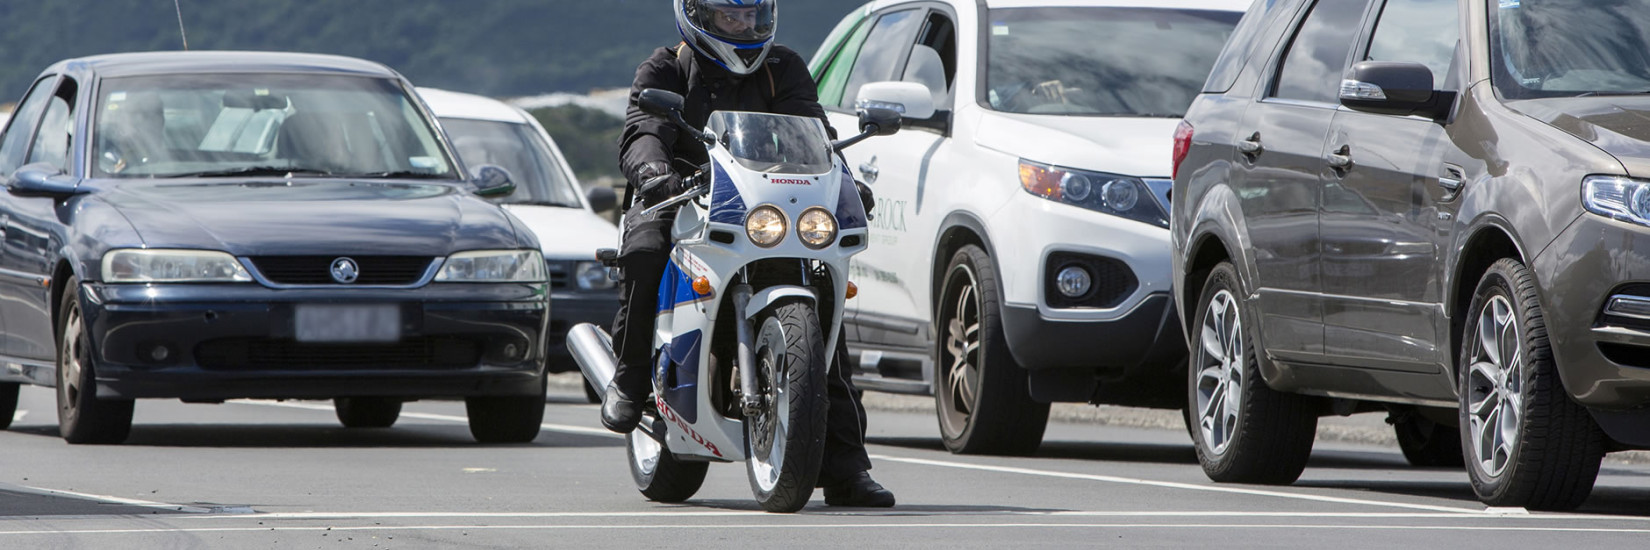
0 0 859 100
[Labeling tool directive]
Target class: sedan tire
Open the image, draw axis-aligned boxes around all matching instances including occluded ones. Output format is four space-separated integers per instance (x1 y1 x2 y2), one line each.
466 380 547 443
334 397 403 428
56 277 134 445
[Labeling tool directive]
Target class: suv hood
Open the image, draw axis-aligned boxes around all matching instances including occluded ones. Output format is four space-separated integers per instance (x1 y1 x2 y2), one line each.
501 204 618 259
95 180 524 255
1509 97 1650 176
973 112 1180 177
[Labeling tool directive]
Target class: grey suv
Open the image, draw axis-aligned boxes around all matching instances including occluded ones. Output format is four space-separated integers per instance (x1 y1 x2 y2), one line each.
1172 0 1650 510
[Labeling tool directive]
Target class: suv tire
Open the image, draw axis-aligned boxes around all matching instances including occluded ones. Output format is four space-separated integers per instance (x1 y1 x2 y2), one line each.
934 244 1049 455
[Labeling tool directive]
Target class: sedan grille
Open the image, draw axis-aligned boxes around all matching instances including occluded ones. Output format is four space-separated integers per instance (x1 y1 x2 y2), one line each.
249 256 433 285
196 337 480 370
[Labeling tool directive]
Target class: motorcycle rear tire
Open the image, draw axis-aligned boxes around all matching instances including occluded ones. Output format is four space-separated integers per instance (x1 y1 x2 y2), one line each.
627 421 708 503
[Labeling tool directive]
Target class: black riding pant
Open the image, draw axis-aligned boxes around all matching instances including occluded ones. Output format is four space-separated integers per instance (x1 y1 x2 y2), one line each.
609 203 872 484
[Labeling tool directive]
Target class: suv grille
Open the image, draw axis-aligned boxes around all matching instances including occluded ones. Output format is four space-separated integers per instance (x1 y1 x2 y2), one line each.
196 337 480 370
249 256 432 285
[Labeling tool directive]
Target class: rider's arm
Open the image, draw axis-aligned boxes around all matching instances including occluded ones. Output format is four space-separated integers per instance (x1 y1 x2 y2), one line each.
620 48 687 202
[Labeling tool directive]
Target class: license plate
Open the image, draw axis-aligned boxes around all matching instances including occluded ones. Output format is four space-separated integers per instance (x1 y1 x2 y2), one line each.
295 304 401 343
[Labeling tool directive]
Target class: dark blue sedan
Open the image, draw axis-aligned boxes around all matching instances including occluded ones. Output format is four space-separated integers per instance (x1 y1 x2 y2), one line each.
0 51 550 444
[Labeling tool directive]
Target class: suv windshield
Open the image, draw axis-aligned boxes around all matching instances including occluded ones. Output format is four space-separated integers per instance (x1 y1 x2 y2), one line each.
708 111 833 175
441 118 583 208
94 73 457 179
1491 0 1650 99
985 7 1240 116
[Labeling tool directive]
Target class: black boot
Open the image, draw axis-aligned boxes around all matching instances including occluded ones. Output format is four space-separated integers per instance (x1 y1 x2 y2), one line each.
823 471 895 507
600 382 643 434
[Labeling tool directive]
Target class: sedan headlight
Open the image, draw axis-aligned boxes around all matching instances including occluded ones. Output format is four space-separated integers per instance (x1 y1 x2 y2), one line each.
797 207 837 248
1019 160 1168 227
436 250 545 282
746 205 787 247
1584 175 1650 227
102 249 252 283
573 260 616 290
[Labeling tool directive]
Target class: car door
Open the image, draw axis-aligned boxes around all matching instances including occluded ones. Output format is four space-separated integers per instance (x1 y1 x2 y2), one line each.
819 5 944 372
1233 0 1372 361
2 75 81 360
0 75 63 360
1319 0 1462 372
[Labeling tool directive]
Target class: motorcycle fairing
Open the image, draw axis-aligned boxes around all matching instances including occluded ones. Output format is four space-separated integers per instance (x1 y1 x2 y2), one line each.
655 329 704 424
708 160 747 225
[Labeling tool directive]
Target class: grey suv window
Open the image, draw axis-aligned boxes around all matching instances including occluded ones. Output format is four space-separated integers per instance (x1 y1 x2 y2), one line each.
1273 0 1373 103
1367 0 1459 81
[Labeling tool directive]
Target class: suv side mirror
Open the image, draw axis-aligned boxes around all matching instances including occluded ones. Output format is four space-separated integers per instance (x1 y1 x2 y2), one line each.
638 88 685 119
470 164 516 198
585 185 617 213
856 82 936 121
7 162 79 200
1340 61 1454 120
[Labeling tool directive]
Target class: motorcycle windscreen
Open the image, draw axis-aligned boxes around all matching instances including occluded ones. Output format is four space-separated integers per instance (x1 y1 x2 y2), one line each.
708 111 833 175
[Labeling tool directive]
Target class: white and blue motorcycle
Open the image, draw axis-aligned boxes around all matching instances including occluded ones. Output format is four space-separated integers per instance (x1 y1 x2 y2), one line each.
569 84 929 512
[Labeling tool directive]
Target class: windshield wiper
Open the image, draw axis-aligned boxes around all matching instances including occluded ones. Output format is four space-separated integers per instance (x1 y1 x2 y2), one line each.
166 166 333 178
330 170 452 180
503 200 577 208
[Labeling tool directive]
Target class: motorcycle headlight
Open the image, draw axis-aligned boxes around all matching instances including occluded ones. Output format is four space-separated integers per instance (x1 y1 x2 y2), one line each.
745 205 787 247
101 249 252 283
436 250 545 282
1584 175 1650 227
573 260 616 290
797 207 837 248
1019 159 1167 228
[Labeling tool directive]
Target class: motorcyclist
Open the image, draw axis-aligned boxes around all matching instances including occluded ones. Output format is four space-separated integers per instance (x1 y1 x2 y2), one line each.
602 0 893 508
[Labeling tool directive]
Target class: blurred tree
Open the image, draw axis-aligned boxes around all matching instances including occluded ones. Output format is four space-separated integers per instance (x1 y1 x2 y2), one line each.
529 104 622 184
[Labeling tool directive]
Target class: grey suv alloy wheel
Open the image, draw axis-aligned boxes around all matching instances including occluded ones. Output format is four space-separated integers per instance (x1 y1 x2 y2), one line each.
1458 259 1604 510
935 245 1049 455
1187 262 1317 484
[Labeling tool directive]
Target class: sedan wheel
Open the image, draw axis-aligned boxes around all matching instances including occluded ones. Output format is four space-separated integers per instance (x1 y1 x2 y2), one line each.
55 277 134 444
1458 258 1602 510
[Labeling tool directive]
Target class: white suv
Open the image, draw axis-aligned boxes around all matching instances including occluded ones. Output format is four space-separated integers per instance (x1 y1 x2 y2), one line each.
812 0 1247 454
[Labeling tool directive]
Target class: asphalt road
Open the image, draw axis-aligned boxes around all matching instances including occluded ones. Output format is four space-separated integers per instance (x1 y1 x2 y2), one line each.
7 380 1650 549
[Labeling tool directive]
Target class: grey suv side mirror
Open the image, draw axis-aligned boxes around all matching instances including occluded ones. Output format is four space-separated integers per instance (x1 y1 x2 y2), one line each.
1340 61 1455 121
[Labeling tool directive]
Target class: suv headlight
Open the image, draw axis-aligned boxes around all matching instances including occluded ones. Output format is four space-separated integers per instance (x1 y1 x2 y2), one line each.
102 249 253 283
1583 175 1650 227
436 250 545 282
573 260 616 290
1019 160 1168 228
746 205 787 247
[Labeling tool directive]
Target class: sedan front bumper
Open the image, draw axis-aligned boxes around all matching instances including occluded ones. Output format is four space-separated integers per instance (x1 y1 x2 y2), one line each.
82 282 549 400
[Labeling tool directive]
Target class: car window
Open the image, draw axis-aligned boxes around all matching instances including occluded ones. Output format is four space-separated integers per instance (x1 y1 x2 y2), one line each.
27 77 78 172
441 117 583 208
1273 0 1374 103
93 73 457 179
840 9 925 110
0 76 58 175
1366 0 1459 82
986 7 1241 116
1205 0 1289 93
816 12 874 107
902 11 958 111
1490 0 1650 99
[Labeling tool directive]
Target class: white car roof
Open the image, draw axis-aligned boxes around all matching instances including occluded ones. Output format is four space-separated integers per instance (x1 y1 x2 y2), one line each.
417 87 531 124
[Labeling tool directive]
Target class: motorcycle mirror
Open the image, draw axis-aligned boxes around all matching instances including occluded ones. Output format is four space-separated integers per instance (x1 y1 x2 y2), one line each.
638 88 685 119
858 107 902 136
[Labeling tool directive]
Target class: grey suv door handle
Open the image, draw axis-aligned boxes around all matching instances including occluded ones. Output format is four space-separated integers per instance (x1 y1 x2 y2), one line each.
1326 145 1353 170
858 155 879 184
1238 132 1263 156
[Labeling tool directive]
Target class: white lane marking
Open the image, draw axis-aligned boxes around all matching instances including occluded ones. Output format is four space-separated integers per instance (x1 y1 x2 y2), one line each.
171 510 1605 521
9 485 217 514
868 454 1486 515
11 409 23 423
235 400 621 438
8 523 1650 536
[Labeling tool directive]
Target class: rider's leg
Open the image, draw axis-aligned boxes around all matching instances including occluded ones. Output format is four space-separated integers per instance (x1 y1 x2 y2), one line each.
602 207 674 433
819 335 894 507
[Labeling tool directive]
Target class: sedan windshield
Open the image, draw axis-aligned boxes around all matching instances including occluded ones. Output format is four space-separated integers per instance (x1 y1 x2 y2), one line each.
441 118 583 208
985 7 1240 116
93 73 457 179
1490 0 1650 99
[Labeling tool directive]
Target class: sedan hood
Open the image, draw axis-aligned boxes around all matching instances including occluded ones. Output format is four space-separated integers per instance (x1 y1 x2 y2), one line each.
96 180 523 255
1509 97 1650 177
501 204 619 260
973 112 1181 178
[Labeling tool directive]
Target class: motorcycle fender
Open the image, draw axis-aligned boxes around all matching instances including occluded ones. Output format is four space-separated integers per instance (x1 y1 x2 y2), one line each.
745 286 816 319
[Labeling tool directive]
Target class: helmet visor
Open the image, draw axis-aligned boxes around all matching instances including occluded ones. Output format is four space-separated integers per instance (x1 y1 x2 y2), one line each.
689 0 774 44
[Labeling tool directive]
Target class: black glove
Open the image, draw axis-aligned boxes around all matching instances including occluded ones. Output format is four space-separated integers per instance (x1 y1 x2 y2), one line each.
857 180 876 220
633 160 682 207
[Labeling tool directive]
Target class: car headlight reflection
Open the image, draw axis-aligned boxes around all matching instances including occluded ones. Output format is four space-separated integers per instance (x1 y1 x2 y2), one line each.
746 205 787 247
573 260 616 290
1019 159 1167 227
797 207 837 248
102 249 253 283
436 250 546 282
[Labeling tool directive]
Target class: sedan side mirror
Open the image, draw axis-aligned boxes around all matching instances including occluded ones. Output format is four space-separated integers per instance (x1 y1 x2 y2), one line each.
855 81 937 121
7 162 79 200
470 164 516 198
1340 61 1455 121
585 185 617 213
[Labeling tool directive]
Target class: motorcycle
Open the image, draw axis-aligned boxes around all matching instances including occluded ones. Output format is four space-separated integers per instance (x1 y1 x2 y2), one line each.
568 85 917 512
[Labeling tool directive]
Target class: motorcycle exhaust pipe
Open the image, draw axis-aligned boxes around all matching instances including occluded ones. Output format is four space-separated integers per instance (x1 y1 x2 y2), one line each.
567 323 617 393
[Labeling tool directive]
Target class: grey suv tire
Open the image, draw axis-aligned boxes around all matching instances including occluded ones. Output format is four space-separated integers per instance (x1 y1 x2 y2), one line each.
1187 262 1318 484
1458 258 1604 510
934 244 1049 455
0 382 17 430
